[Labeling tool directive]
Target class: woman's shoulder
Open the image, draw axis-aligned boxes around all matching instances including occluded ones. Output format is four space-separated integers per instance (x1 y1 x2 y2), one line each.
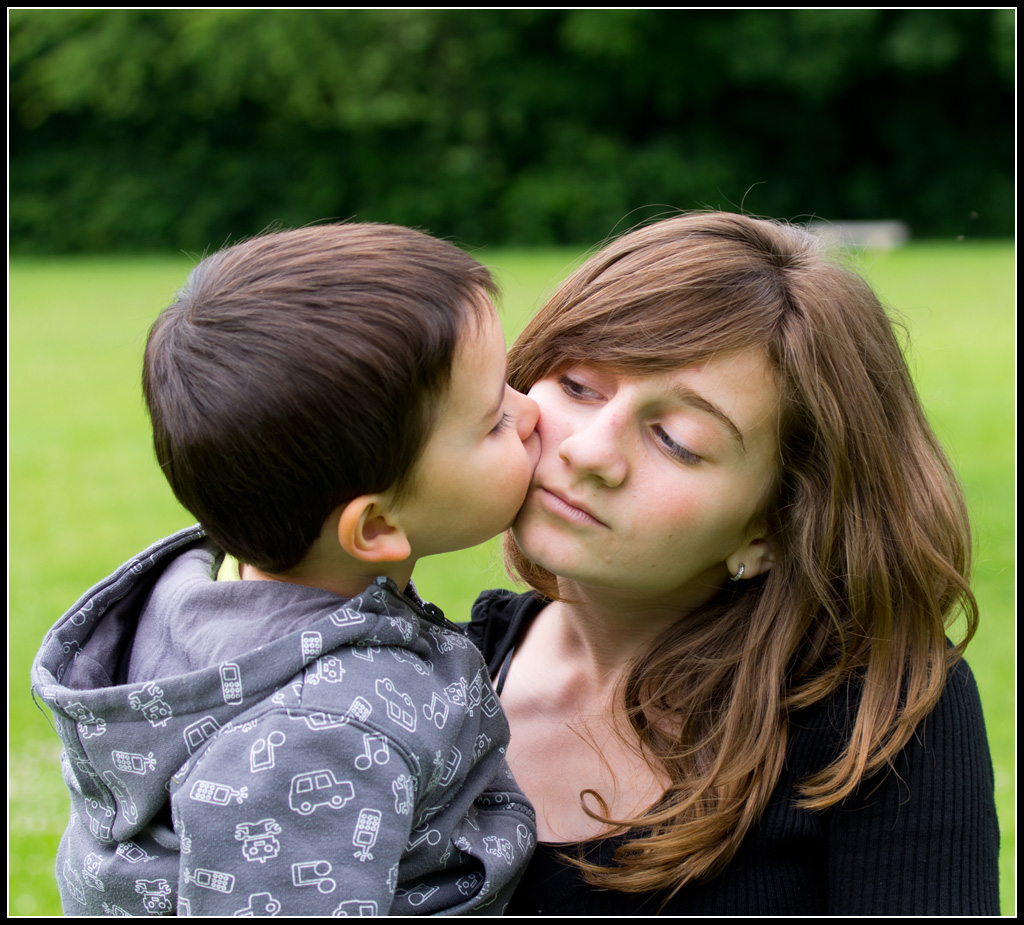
468 588 547 674
814 655 999 914
789 654 990 770
885 655 994 790
847 654 983 722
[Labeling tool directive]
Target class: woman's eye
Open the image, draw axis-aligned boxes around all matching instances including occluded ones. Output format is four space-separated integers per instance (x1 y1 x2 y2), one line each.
655 426 701 464
558 375 599 400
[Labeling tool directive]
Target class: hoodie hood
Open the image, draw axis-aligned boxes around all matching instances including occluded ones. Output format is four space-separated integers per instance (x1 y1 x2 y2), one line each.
31 526 450 847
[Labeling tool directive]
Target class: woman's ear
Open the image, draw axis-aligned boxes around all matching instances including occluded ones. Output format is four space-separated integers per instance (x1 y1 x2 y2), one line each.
336 495 412 564
726 535 776 581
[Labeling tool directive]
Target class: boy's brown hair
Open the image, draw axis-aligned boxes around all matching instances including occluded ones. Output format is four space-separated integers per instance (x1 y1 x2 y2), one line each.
143 223 495 573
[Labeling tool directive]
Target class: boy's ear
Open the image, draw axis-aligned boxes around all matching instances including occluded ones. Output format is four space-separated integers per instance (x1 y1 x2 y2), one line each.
336 495 412 564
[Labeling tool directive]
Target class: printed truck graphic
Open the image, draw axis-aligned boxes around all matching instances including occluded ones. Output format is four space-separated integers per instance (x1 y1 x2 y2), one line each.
102 770 138 825
288 770 355 815
84 797 114 840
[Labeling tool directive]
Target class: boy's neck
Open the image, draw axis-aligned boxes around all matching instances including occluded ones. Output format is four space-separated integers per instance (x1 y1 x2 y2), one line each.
239 560 415 599
239 523 416 599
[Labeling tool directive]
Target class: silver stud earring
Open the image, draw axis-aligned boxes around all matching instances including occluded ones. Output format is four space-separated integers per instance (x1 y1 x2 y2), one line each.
730 563 745 582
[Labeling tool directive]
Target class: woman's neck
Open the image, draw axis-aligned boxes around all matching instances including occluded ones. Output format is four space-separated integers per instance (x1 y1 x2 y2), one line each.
500 586 678 842
550 579 689 676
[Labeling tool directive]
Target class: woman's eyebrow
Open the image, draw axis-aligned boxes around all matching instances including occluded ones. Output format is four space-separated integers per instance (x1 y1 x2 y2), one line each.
670 385 745 451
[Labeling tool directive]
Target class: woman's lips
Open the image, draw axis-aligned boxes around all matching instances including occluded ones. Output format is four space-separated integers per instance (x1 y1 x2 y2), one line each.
536 487 608 528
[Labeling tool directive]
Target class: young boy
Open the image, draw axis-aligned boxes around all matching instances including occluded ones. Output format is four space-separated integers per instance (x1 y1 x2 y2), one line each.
30 224 539 916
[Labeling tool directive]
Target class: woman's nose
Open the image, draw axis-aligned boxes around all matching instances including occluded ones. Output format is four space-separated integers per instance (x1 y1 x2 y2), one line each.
557 411 628 487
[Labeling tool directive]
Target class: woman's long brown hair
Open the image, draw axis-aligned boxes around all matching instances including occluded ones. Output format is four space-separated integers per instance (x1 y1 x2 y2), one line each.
504 213 977 895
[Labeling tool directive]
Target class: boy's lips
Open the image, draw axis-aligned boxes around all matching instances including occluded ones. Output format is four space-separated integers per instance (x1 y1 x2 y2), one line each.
535 486 608 528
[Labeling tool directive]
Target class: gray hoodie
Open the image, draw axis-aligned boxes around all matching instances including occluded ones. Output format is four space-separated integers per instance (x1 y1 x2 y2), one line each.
31 526 535 915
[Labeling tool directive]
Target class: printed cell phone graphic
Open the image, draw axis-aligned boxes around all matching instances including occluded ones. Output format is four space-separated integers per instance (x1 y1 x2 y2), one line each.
288 769 355 815
116 841 155 864
111 750 156 775
189 780 249 806
300 630 322 659
184 867 235 894
348 696 372 722
219 662 243 704
352 808 382 861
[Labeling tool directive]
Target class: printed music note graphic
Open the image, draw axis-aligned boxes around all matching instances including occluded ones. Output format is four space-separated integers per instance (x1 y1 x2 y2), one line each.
423 693 449 729
354 733 389 771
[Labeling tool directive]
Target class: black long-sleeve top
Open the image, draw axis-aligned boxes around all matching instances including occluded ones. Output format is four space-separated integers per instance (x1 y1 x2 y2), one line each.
468 589 1000 916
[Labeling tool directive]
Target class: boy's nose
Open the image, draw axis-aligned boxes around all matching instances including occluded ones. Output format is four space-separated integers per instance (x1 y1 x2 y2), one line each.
513 388 540 441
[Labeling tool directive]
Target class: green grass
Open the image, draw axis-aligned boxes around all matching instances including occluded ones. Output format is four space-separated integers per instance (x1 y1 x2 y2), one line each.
9 242 1014 915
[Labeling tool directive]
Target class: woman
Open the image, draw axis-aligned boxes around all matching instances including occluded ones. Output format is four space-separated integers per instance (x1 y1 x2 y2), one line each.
469 213 999 914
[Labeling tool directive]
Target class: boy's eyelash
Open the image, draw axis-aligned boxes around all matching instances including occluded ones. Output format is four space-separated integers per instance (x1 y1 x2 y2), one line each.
491 412 513 434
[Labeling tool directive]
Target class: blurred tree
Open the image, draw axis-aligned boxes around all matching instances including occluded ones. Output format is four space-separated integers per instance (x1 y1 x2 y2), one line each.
9 9 1013 252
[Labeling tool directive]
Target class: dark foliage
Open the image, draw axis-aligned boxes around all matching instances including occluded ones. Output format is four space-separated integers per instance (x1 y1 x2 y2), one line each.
10 9 1014 252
